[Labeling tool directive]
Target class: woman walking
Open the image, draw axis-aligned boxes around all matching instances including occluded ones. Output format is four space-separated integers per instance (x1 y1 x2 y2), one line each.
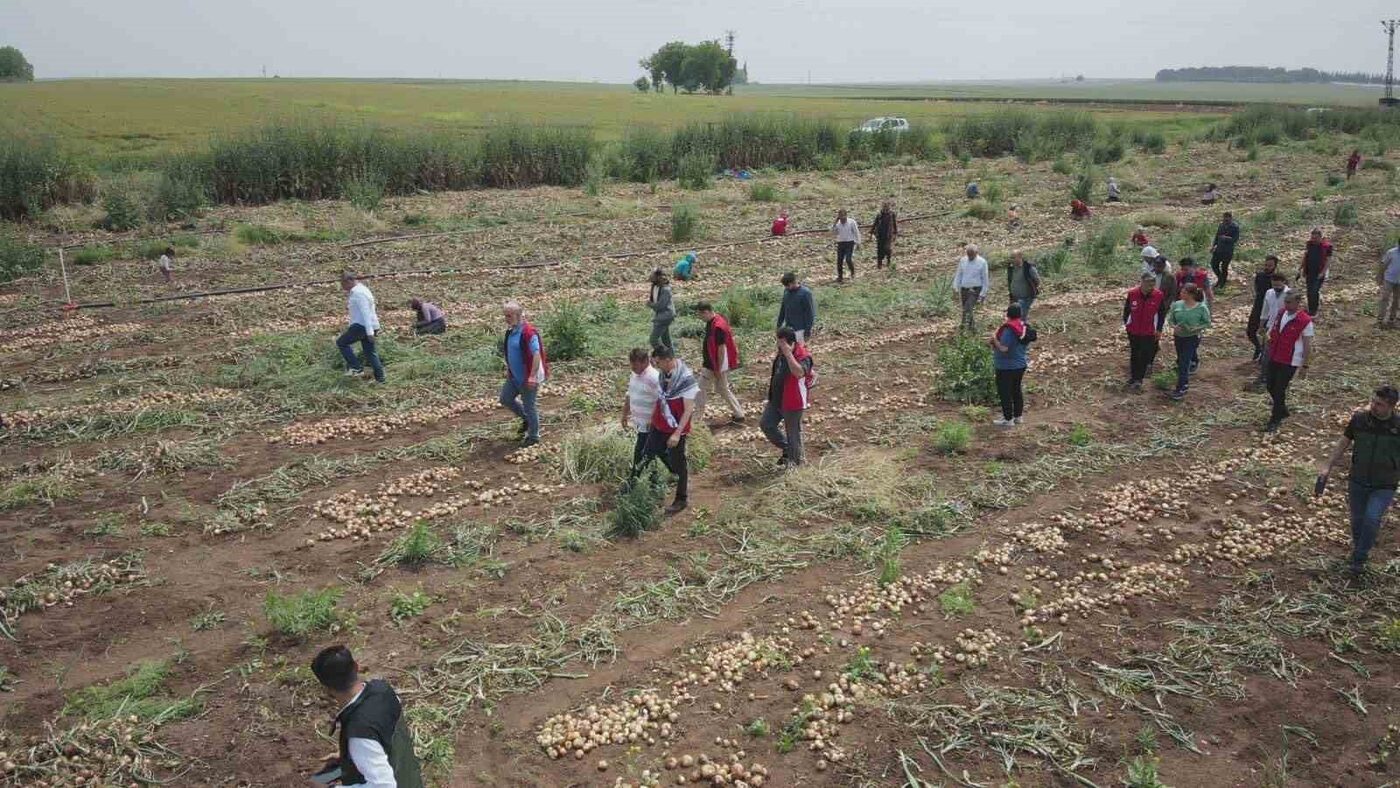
1166 283 1211 401
648 268 676 351
990 303 1030 427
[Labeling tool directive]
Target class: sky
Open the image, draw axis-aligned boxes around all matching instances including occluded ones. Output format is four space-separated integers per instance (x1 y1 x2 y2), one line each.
3 0 1398 83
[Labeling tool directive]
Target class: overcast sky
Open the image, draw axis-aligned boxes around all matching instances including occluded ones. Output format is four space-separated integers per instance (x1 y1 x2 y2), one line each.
4 0 1397 83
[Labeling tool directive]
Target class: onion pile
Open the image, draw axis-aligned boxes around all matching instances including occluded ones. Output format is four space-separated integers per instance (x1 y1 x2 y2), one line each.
269 398 497 445
2 389 238 430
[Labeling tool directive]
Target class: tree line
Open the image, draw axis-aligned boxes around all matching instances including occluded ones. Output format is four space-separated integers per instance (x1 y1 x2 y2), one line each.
636 41 741 95
1155 66 1385 85
0 46 34 81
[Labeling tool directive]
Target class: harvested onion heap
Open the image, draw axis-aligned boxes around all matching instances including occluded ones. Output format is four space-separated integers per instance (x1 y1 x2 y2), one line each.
207 502 269 535
674 632 795 694
822 561 980 627
953 628 1002 667
0 714 172 788
505 442 554 465
2 389 239 430
537 692 679 761
0 554 145 637
6 316 143 354
1024 559 1188 626
1013 522 1068 555
655 752 771 786
269 398 496 445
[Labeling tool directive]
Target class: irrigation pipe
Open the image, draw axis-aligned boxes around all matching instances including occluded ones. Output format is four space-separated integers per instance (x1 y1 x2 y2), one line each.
57 209 960 311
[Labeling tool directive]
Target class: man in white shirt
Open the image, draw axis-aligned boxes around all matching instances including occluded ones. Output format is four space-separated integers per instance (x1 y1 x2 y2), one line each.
311 645 422 788
1140 246 1170 276
952 244 990 332
337 272 385 383
1263 291 1314 433
1379 244 1400 328
831 209 860 283
1253 271 1290 386
621 347 661 473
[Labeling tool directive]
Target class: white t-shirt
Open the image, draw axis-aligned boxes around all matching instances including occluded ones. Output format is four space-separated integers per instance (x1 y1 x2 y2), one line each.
158 254 173 272
627 367 661 433
832 219 861 243
1260 286 1290 331
1274 311 1315 367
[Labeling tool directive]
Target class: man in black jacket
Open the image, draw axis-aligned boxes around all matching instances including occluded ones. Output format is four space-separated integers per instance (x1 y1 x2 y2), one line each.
1246 255 1279 361
1210 211 1240 289
777 272 817 343
871 201 898 269
311 645 423 787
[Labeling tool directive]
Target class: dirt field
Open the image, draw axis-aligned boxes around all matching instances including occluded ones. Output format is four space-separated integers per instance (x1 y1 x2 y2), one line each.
2 134 1399 788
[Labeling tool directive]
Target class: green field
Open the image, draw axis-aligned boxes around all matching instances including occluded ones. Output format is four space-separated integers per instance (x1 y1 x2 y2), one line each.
0 78 1264 165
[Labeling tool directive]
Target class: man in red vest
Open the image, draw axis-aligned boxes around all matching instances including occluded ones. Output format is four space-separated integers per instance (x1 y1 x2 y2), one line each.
695 302 745 425
1122 273 1168 392
641 345 699 514
1298 228 1333 317
760 327 815 467
1174 257 1214 308
1264 291 1314 433
499 301 548 447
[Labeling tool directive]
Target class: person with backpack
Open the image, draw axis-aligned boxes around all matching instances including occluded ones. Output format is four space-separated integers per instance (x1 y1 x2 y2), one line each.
648 268 676 351
760 327 815 467
1209 211 1241 289
1298 228 1333 317
1165 283 1211 401
871 201 898 270
640 345 698 514
695 302 745 424
1123 272 1168 392
990 303 1032 426
310 645 423 788
1318 385 1400 580
499 301 547 447
1006 251 1041 320
1264 291 1314 433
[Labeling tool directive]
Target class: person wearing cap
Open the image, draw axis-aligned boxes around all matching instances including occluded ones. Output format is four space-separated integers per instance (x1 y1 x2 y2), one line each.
1246 256 1280 361
1263 291 1313 433
952 244 990 333
1139 246 1166 276
1318 385 1400 579
673 251 696 281
1122 272 1167 392
1131 227 1150 248
1209 211 1241 289
1298 228 1333 317
648 268 676 351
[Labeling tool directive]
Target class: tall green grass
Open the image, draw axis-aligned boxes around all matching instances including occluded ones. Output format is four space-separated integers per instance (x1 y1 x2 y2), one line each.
0 136 96 220
944 111 1099 161
1214 105 1400 145
0 229 45 283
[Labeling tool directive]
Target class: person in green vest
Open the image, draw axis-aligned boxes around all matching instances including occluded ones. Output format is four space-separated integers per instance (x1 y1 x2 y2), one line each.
311 645 423 788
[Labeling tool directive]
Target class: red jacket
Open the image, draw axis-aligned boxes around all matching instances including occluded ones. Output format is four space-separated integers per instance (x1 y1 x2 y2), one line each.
504 321 549 384
1347 153 1362 170
1123 286 1167 337
1070 200 1091 218
651 397 692 436
703 314 741 371
771 216 788 236
1268 309 1312 366
769 344 814 412
1131 231 1150 247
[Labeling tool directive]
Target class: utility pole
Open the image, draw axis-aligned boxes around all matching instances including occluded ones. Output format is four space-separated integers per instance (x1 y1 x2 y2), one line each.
1383 20 1399 108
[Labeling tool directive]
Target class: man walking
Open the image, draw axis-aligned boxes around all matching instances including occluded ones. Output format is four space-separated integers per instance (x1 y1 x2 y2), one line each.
695 302 745 424
1150 255 1178 305
1346 149 1362 180
1378 241 1400 329
1123 272 1167 392
832 209 860 283
642 345 698 514
1175 257 1214 308
760 328 814 468
1209 211 1241 289
310 645 423 788
1318 385 1400 579
953 244 990 332
777 272 816 343
648 268 676 351
1264 291 1313 433
1252 271 1291 388
499 301 547 447
1246 256 1280 361
1298 228 1333 317
1005 250 1041 320
871 201 898 270
622 348 661 472
337 272 385 383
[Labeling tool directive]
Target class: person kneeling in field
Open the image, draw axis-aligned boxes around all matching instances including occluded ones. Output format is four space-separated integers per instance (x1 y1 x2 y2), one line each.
310 645 422 788
408 298 446 335
761 327 815 468
637 345 697 515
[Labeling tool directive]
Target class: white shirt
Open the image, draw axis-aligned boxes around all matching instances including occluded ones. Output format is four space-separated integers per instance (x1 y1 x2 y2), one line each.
158 254 173 272
1142 258 1171 276
347 282 380 336
339 685 397 788
952 255 990 296
1272 310 1314 367
832 219 861 244
1260 286 1290 332
1383 246 1400 285
627 367 661 433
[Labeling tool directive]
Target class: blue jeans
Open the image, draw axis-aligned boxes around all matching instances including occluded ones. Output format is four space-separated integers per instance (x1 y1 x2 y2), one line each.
1016 296 1035 321
499 377 539 441
1349 480 1396 569
1173 335 1199 393
336 324 384 382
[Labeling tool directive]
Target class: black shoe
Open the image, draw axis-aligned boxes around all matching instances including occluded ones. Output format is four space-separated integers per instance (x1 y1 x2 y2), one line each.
521 436 539 448
665 500 688 515
1264 420 1281 433
730 414 747 425
776 455 789 467
515 419 528 438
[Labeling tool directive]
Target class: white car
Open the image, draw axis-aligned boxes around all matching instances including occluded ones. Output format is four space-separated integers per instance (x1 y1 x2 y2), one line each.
853 117 910 134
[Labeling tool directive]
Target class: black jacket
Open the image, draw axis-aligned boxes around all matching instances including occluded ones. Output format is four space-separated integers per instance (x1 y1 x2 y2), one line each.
336 680 423 788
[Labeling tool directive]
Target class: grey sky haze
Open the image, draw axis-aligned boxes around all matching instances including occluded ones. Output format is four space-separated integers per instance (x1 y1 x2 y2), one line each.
4 0 1396 83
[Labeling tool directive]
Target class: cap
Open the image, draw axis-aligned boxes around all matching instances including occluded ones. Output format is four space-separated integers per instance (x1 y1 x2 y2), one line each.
1141 245 1158 258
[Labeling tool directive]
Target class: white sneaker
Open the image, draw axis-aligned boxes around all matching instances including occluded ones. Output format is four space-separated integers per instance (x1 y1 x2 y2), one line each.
992 418 1014 427
1013 417 1023 425
344 369 364 378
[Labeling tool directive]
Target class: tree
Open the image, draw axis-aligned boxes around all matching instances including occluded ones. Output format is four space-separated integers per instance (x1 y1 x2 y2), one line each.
0 47 34 82
633 76 651 93
640 40 738 95
652 41 689 94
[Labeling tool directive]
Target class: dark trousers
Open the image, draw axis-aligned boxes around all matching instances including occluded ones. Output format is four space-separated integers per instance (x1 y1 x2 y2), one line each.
836 241 856 280
414 317 446 335
1265 360 1297 423
875 237 893 268
649 319 673 351
1173 335 1200 393
1127 333 1158 383
1304 275 1323 316
336 323 385 382
995 368 1026 420
1245 315 1262 356
1210 250 1233 287
759 401 804 465
1349 480 1396 568
631 431 648 472
639 429 688 502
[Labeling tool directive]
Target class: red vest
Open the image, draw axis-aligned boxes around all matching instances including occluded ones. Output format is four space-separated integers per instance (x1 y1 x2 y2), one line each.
704 314 741 370
771 217 788 236
775 345 814 412
1176 269 1209 290
1268 310 1312 366
1124 286 1165 336
505 321 549 383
